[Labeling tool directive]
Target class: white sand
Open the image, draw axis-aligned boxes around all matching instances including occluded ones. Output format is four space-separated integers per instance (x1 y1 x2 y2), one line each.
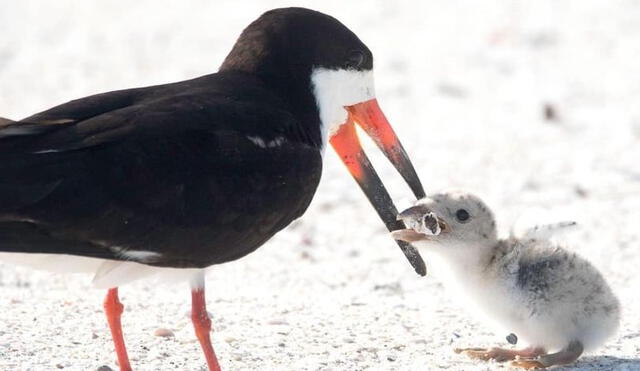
1 1 639 370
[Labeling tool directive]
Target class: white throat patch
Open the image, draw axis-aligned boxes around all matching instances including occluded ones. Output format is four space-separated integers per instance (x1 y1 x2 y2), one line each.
310 68 375 150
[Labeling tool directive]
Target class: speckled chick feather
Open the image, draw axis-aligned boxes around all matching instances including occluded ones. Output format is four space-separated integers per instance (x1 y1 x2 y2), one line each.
392 190 620 369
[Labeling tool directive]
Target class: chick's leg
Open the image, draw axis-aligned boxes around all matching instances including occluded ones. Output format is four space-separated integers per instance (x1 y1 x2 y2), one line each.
455 346 546 362
511 341 583 369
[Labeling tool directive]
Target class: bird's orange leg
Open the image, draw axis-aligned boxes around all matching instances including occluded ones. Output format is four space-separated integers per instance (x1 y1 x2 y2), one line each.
191 274 222 371
103 287 132 371
455 346 546 362
511 341 583 369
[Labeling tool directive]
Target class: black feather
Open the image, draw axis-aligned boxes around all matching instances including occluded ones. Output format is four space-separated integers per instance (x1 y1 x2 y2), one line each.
0 72 322 267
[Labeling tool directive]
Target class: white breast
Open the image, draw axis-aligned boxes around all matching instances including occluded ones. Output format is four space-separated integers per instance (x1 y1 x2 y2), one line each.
310 68 375 150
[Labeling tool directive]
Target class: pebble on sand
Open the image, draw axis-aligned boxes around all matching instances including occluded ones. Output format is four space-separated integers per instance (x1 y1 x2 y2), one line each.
153 328 175 337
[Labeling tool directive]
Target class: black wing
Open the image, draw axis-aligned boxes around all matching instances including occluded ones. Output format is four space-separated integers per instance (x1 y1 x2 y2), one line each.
0 73 323 267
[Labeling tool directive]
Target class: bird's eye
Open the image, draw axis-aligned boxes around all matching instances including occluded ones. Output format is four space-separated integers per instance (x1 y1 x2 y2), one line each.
344 50 365 69
455 209 470 223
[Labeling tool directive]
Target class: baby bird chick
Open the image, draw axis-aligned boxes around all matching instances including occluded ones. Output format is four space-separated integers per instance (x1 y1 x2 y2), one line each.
392 191 620 369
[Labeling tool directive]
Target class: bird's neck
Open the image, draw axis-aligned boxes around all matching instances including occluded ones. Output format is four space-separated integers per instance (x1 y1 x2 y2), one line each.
422 243 498 286
220 29 324 149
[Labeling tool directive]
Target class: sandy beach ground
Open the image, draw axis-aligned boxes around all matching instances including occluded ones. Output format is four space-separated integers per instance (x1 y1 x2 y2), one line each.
1 1 639 370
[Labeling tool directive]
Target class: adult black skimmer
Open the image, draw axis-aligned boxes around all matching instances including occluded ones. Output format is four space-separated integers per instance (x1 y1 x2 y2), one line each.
0 7 425 371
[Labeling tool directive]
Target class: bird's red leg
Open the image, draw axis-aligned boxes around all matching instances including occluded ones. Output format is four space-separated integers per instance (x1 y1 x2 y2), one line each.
103 288 132 371
191 274 221 371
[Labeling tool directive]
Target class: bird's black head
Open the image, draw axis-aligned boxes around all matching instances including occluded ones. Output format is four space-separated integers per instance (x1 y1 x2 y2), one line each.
221 7 373 80
221 8 427 276
221 8 377 147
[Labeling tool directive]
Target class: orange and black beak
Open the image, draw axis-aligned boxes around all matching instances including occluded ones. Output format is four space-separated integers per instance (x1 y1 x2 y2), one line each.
330 98 427 276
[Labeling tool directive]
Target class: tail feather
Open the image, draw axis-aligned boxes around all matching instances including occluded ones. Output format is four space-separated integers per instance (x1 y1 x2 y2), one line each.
0 119 85 211
0 117 12 125
0 181 62 210
0 221 117 260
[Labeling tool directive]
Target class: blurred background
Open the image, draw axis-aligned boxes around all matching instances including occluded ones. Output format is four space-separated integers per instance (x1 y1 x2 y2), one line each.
1 1 639 370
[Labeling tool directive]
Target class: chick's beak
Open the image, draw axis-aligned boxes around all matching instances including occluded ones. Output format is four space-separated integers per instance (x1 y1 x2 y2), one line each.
390 229 427 243
390 220 448 243
330 98 426 276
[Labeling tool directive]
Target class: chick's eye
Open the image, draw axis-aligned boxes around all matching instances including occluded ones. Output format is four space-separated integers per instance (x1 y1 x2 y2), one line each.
344 50 365 69
455 209 470 223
